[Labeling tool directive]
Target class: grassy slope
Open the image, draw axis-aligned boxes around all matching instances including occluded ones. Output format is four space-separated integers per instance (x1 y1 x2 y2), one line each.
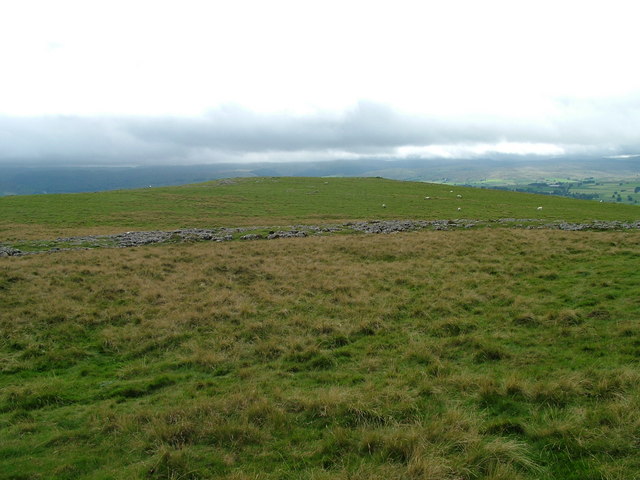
1 178 640 479
1 177 638 240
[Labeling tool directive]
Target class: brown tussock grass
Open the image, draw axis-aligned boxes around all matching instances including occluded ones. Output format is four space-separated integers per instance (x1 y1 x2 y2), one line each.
2 229 640 477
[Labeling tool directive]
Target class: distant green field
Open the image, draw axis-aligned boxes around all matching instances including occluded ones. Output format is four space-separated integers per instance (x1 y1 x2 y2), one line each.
466 179 640 205
570 181 640 203
1 177 638 240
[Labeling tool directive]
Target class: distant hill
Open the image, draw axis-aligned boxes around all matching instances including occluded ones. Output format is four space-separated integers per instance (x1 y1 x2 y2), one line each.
2 176 638 242
1 157 638 196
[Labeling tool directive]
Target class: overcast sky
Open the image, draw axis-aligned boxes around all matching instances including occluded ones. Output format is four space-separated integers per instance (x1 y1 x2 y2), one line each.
1 0 639 165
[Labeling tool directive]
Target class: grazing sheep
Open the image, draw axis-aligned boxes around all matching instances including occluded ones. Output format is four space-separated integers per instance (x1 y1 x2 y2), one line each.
456 194 462 198
424 196 431 199
457 207 462 211
382 204 387 208
537 206 543 210
450 190 454 193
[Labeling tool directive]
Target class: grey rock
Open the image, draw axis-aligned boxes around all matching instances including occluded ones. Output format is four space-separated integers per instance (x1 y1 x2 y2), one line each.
348 220 431 234
0 246 22 257
241 234 263 240
267 230 307 239
541 221 640 231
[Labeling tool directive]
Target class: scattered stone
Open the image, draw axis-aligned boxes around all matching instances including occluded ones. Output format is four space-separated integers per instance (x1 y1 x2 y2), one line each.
0 246 22 257
349 220 431 234
267 231 307 239
543 221 640 231
3 219 638 257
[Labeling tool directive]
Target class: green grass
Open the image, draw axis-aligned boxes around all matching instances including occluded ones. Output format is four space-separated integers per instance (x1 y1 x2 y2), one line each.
1 178 640 479
1 177 638 240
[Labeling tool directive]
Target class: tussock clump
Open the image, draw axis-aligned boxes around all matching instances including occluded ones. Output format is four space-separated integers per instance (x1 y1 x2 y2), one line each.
512 312 540 327
590 368 640 399
474 343 510 363
430 318 477 337
464 438 541 479
483 419 526 436
530 374 589 407
146 445 212 479
553 309 584 326
353 319 385 337
2 381 72 412
502 375 530 399
252 338 286 360
404 349 437 367
587 309 611 319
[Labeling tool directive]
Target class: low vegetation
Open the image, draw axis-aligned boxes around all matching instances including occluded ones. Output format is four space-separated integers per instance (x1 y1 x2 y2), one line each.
1 177 639 241
1 178 639 479
2 228 640 479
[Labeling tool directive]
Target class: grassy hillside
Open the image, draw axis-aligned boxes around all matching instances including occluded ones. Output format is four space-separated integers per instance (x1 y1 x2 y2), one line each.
1 178 639 479
1 177 638 240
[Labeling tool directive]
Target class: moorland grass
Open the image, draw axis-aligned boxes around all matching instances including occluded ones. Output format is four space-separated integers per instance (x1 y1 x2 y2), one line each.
1 177 639 240
1 229 639 479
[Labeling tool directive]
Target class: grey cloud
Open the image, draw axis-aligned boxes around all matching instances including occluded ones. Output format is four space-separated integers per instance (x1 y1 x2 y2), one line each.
124 103 442 151
0 115 180 163
1 97 639 166
124 102 532 152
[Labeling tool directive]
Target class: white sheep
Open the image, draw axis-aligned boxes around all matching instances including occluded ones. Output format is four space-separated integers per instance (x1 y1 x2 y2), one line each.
456 194 462 198
536 206 543 210
457 207 462 211
382 204 387 208
424 196 430 199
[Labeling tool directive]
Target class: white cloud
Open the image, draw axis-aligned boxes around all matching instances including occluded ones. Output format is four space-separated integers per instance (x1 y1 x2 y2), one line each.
1 0 638 118
396 142 565 159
